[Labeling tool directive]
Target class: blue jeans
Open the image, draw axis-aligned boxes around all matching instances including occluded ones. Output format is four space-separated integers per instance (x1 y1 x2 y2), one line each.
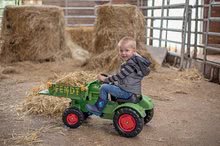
99 84 133 101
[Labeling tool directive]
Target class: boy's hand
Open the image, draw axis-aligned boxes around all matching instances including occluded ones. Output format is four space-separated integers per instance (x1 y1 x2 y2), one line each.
97 74 107 82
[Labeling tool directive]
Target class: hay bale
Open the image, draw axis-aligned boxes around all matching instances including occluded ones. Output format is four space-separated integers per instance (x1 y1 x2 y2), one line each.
66 26 94 52
0 5 71 63
21 71 97 116
85 49 120 72
85 4 156 72
21 81 70 117
22 95 70 116
93 4 146 53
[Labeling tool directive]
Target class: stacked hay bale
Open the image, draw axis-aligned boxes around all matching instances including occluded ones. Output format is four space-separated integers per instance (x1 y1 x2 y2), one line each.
0 5 71 63
66 27 94 52
86 4 156 72
93 4 146 53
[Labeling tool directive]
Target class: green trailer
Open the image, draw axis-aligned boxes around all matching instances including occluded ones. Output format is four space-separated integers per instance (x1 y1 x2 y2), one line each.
39 80 154 138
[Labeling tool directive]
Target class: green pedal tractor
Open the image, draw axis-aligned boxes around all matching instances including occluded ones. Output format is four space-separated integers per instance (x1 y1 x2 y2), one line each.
39 80 154 138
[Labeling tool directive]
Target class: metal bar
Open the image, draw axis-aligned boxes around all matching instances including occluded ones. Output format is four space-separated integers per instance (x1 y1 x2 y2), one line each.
187 8 192 57
146 26 183 32
197 44 205 48
204 2 212 74
200 0 204 48
62 7 94 10
186 7 192 68
137 0 140 7
64 0 68 26
140 0 143 7
168 42 199 47
145 26 183 33
145 16 184 20
147 36 183 45
190 18 220 21
206 46 220 51
196 58 220 67
159 0 165 47
193 0 199 59
67 24 94 27
165 0 170 48
149 0 154 46
180 0 189 70
146 26 219 37
140 3 185 10
209 17 220 22
197 32 207 34
193 4 209 8
207 32 220 36
211 1 220 6
64 15 96 18
191 18 207 21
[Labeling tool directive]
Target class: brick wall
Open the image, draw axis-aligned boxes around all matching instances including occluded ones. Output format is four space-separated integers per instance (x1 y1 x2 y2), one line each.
204 0 220 44
203 0 220 54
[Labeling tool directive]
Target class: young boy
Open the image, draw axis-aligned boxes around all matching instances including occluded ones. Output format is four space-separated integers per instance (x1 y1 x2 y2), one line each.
86 36 151 116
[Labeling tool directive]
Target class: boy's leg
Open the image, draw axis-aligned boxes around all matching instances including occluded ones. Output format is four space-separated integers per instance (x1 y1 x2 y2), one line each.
86 84 133 116
100 84 133 100
85 84 109 116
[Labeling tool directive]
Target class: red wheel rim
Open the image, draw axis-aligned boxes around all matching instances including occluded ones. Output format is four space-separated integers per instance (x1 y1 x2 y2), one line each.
118 114 136 132
66 113 78 125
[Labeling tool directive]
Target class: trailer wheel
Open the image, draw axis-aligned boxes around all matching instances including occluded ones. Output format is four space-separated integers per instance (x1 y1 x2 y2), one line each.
62 108 84 128
113 108 144 138
144 108 154 124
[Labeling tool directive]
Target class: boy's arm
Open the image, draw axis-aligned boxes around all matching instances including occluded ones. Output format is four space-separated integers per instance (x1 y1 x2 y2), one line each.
104 63 135 83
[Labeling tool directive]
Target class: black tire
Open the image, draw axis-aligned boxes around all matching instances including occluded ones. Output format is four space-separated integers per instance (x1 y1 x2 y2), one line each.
113 108 144 138
62 108 84 128
144 108 154 124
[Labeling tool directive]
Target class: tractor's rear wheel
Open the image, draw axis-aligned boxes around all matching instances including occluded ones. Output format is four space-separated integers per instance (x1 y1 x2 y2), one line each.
113 108 144 138
62 107 84 128
144 108 154 124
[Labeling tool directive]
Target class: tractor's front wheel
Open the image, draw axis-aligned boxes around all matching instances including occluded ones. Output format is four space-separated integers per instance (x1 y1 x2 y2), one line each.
83 112 92 119
62 108 84 128
113 108 144 138
144 108 154 124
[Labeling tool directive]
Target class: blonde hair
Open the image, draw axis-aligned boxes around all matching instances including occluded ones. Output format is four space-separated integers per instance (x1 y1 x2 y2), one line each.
118 36 136 50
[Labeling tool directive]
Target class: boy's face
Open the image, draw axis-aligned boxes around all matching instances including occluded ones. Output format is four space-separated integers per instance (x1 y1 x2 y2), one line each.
119 44 136 61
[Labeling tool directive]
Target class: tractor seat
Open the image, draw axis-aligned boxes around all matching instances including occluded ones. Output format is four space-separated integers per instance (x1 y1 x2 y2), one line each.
115 94 140 104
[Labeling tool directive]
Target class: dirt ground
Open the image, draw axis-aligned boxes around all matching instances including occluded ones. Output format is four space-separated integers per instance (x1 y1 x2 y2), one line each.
0 59 220 146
